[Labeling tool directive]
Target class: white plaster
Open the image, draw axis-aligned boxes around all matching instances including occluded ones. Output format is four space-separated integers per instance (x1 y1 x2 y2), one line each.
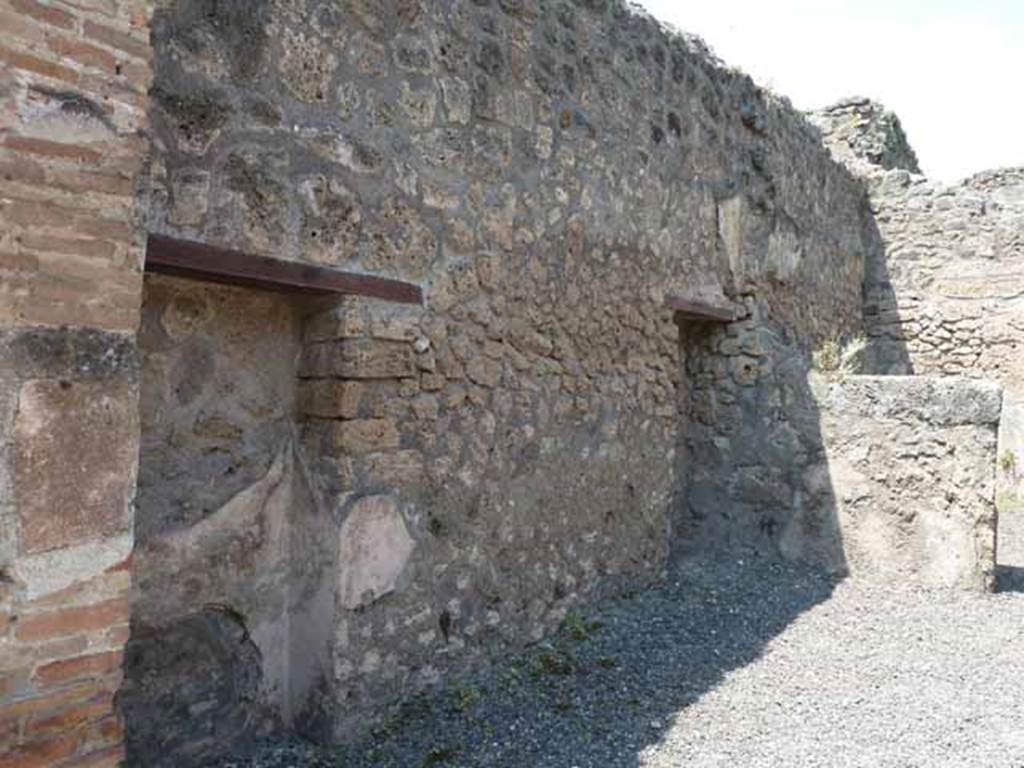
13 532 133 600
338 495 415 609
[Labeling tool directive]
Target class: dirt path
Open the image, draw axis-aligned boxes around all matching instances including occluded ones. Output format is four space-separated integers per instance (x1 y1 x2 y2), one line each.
220 561 1024 768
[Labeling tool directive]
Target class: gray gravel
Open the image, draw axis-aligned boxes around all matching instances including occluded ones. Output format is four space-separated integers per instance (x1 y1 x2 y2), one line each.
214 560 1024 767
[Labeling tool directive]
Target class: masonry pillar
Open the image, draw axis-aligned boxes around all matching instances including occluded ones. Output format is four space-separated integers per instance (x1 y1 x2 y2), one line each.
0 1 153 765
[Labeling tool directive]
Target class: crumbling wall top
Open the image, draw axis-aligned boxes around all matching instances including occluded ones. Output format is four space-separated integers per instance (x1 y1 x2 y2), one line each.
810 97 921 175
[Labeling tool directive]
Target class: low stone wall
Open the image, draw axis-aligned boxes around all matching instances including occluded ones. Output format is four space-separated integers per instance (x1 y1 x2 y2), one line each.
813 100 1024 564
815 376 1002 591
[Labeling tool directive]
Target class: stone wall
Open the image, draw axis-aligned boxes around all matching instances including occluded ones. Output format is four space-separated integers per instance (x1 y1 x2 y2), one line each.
813 99 1024 571
132 0 871 754
0 0 882 761
0 0 153 765
815 376 1001 591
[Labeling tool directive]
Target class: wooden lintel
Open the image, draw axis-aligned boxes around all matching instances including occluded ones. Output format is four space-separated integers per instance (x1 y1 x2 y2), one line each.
145 234 424 305
664 295 738 323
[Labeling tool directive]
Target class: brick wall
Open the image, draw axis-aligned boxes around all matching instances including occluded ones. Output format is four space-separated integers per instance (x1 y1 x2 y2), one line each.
0 0 153 765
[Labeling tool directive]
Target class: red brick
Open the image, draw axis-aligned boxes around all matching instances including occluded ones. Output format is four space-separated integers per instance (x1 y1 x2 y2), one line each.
48 168 135 196
0 682 102 721
105 555 132 573
74 216 134 241
0 732 79 768
102 624 130 647
27 269 138 309
0 200 132 241
3 292 136 332
32 268 135 301
47 35 118 73
29 570 129 610
0 44 78 84
15 599 130 643
24 692 113 735
0 152 46 183
82 713 123 748
77 69 149 109
119 58 150 88
8 0 75 30
33 651 122 689
26 635 91 665
18 233 118 261
82 19 150 61
6 273 85 306
29 299 138 332
0 720 18 753
1 199 69 227
0 8 39 44
0 250 40 273
59 0 116 15
2 136 101 164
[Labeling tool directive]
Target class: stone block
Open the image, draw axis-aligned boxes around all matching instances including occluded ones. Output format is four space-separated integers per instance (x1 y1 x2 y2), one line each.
360 450 426 486
338 339 416 379
330 419 401 455
337 495 415 609
297 342 338 378
297 380 364 419
15 597 131 642
298 339 415 380
817 375 1001 590
303 303 367 343
11 378 138 554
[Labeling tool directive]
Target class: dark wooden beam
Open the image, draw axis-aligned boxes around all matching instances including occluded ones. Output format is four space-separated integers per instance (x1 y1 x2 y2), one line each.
665 295 738 323
145 234 424 305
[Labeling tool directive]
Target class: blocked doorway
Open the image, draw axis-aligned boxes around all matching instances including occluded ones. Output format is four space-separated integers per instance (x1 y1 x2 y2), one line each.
117 236 424 765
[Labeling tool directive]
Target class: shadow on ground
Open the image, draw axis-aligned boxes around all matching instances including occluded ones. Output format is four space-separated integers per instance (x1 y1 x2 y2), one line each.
996 565 1024 593
215 559 840 768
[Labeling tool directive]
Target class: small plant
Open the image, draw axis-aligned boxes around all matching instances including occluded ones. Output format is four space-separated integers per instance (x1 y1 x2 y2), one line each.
423 745 458 766
813 333 867 378
1000 450 1017 475
839 333 868 373
374 693 434 738
552 693 574 713
998 491 1022 511
450 683 481 713
563 611 589 641
535 648 576 677
595 655 619 669
562 611 603 642
502 663 525 688
812 338 841 373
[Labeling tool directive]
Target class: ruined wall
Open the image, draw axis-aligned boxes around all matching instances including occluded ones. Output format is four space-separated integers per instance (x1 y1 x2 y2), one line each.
0 0 153 765
813 99 1024 571
135 0 871 748
816 375 1001 591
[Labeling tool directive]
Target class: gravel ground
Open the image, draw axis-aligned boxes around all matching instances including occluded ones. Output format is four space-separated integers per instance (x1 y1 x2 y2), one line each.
214 560 1024 768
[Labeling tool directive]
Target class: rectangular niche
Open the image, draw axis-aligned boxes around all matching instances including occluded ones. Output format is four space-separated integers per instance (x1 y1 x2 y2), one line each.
120 273 332 765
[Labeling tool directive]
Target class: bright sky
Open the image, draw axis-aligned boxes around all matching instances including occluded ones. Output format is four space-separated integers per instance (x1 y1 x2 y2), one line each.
635 0 1024 182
